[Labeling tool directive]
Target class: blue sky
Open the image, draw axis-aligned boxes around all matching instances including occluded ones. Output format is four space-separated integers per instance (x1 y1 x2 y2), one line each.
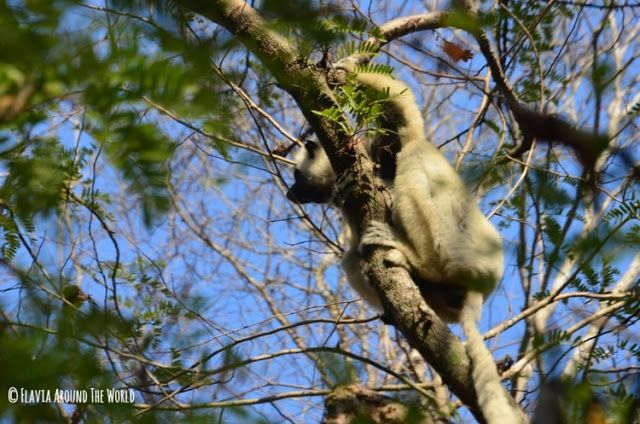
2 0 640 422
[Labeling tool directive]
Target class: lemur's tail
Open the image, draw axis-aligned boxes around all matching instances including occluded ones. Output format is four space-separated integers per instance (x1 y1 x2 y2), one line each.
460 292 521 424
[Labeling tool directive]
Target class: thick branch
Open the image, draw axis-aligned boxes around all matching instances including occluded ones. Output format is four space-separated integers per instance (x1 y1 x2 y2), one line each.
457 0 609 168
379 12 448 40
362 248 478 409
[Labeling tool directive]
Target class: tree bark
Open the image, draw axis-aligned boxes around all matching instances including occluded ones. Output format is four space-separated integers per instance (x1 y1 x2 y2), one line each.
323 384 436 424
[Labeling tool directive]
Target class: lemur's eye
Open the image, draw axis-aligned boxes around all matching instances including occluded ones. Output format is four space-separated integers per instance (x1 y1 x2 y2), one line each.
304 140 317 158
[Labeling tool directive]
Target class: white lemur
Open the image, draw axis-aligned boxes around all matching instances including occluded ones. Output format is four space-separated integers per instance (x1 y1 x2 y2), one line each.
288 139 465 317
287 68 520 424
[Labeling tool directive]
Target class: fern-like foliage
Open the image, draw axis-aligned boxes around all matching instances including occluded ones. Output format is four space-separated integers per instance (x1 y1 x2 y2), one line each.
0 214 20 261
354 63 395 76
603 200 640 225
322 17 370 36
335 41 381 61
312 64 396 140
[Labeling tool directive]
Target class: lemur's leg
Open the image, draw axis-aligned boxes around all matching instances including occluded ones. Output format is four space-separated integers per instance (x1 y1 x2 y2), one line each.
341 247 383 312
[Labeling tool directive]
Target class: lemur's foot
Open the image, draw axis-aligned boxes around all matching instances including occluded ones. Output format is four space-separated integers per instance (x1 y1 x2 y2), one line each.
360 220 397 249
360 221 411 270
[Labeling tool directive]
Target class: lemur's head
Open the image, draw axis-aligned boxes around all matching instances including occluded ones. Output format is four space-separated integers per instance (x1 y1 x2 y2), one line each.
287 140 336 204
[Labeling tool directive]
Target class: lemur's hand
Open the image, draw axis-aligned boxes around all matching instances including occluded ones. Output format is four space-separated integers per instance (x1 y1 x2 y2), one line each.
332 170 355 207
328 59 358 86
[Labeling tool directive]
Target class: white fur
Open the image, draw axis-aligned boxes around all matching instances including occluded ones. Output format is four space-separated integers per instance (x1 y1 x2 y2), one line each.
383 139 503 293
461 292 519 424
340 247 383 311
293 142 336 188
352 72 503 296
352 71 517 424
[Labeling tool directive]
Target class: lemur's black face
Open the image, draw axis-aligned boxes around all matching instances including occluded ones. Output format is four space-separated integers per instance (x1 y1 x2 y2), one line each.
286 141 334 204
286 169 333 204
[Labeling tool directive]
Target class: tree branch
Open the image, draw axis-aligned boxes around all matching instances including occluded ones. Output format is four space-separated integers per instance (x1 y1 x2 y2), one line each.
456 0 609 169
343 6 610 171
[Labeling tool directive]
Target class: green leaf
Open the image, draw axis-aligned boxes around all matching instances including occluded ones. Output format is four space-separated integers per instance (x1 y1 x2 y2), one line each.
91 112 172 227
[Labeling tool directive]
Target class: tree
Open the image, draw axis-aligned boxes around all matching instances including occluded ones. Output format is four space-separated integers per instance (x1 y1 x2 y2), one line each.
0 0 639 423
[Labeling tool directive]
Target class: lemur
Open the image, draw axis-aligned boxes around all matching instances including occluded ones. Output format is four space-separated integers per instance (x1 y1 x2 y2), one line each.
287 67 520 424
287 139 464 319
